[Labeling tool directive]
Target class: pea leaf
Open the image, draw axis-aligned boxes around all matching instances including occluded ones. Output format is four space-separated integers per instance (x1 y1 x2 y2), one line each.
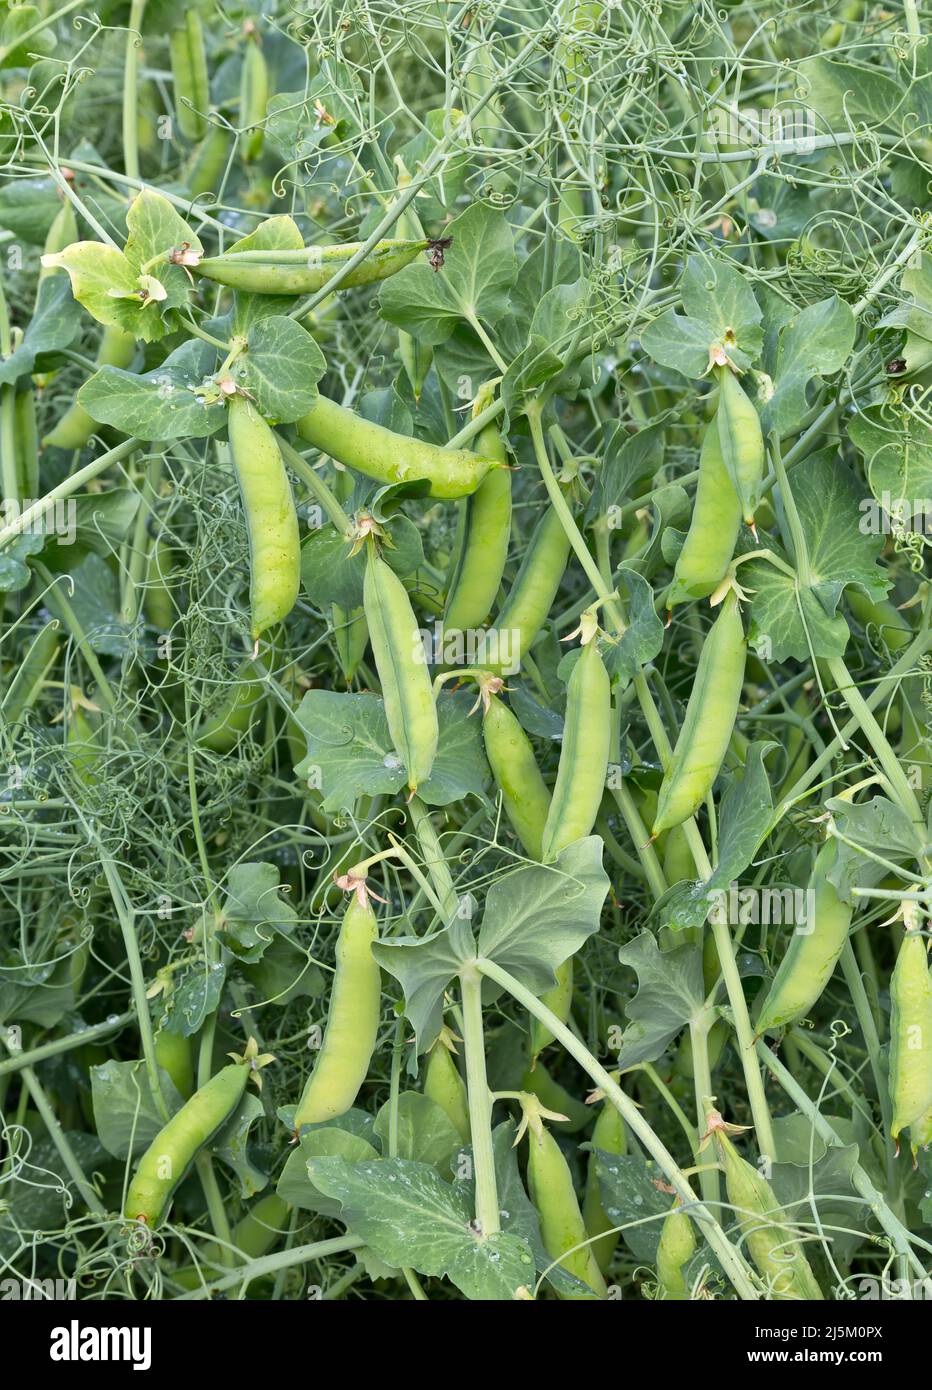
90 1059 184 1159
0 176 62 243
123 188 202 311
373 1093 463 1170
703 741 778 893
640 253 763 376
220 861 298 964
304 1156 535 1299
42 242 165 341
761 296 856 435
0 276 82 385
476 837 609 997
848 404 932 520
229 315 326 423
743 450 885 662
593 1151 673 1261
277 1128 380 1217
603 565 664 685
612 931 704 1070
379 204 517 346
372 920 476 1054
211 1091 272 1199
0 941 88 1028
585 419 666 522
77 340 225 440
0 4 55 68
0 531 45 594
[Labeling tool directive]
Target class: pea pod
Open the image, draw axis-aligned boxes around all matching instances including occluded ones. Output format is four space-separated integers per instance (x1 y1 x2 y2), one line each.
667 414 741 608
443 422 512 633
527 1121 607 1299
364 549 438 793
294 890 382 1129
155 1028 194 1099
582 1098 627 1273
483 505 571 670
125 1058 251 1226
171 1192 291 1288
541 640 610 863
332 602 368 683
296 394 493 499
482 693 551 860
652 590 746 835
227 394 300 640
714 1124 823 1299
43 326 136 450
521 1059 590 1132
196 659 266 751
889 917 932 1143
170 11 210 141
423 1031 470 1142
144 537 177 634
239 31 269 162
530 959 573 1060
0 621 59 727
755 840 853 1036
185 120 234 199
656 1201 696 1299
715 366 764 528
196 239 430 296
14 387 38 497
846 587 913 652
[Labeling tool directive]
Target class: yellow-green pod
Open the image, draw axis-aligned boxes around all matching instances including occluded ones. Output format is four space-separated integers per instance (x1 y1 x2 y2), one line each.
889 921 932 1143
294 893 382 1129
170 11 210 141
715 365 764 528
364 549 438 793
846 588 913 653
527 1124 607 1299
667 415 741 608
144 538 177 634
484 505 571 671
482 694 551 860
14 387 38 498
656 1201 696 1299
423 1035 470 1142
530 958 573 1060
520 1060 590 1132
65 692 101 783
155 1028 194 1099
185 121 234 199
196 661 266 752
226 394 300 639
239 33 269 162
662 824 696 885
652 590 746 835
125 1061 250 1226
332 603 368 683
541 640 611 863
755 840 853 1035
296 393 493 499
716 1128 823 1299
443 422 512 634
196 239 430 296
582 1099 626 1273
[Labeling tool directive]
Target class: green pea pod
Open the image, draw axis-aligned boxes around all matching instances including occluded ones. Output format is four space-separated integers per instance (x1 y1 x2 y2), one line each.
196 239 430 296
14 387 38 498
530 958 573 1059
332 603 368 683
155 1028 194 1099
443 423 512 633
144 538 177 634
294 893 382 1129
483 505 571 672
582 1099 626 1274
656 1201 696 1299
482 693 551 860
423 1037 470 1143
196 643 275 752
755 841 853 1036
715 1127 823 1299
541 640 611 863
846 587 913 652
364 549 438 793
296 394 493 499
227 395 300 640
889 922 932 1142
185 121 234 198
521 1060 590 1132
527 1124 607 1299
43 325 136 450
170 11 210 141
66 693 101 783
652 590 746 835
662 824 696 885
667 414 741 608
171 1192 291 1288
239 33 269 162
0 621 59 727
125 1061 250 1226
715 366 764 528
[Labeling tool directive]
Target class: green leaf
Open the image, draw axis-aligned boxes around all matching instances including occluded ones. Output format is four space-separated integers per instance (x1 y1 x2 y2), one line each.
585 420 665 522
78 341 225 440
0 4 55 68
744 450 885 662
229 315 325 422
476 837 609 996
0 276 82 385
704 742 777 893
90 1059 183 1159
614 931 704 1069
761 296 855 435
371 921 475 1054
640 254 763 377
603 565 664 685
379 204 517 346
593 1151 673 1261
42 242 163 341
221 861 298 964
373 1093 464 1169
848 404 932 516
305 1156 535 1299
277 1127 380 1217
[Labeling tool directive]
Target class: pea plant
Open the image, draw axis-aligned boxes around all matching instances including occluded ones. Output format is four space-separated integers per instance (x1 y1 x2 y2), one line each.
1 0 932 1307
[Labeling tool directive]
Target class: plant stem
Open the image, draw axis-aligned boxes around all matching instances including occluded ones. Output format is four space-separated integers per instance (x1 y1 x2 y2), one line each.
458 964 501 1238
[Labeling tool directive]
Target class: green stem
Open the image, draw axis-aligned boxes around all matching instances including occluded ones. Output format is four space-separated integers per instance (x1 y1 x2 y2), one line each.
0 1012 134 1077
458 964 500 1237
123 0 148 183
